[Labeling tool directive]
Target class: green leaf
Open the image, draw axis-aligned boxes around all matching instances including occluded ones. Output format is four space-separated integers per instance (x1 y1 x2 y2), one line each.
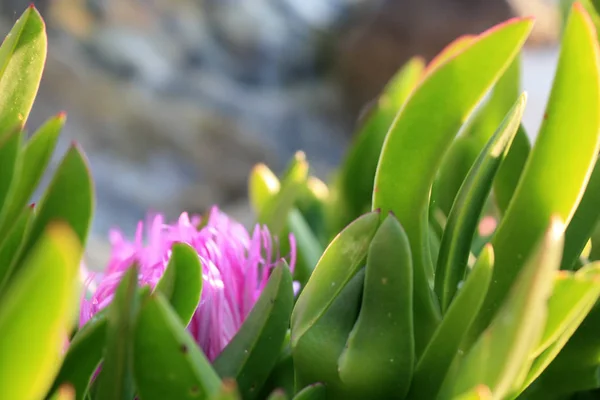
337 213 414 399
155 242 202 326
0 114 64 237
338 57 424 219
533 264 600 357
287 209 323 288
290 211 380 348
562 158 600 269
49 312 108 400
432 52 521 219
209 380 242 400
133 293 221 400
410 244 494 400
48 385 76 400
18 144 94 264
267 389 288 400
95 266 140 400
453 385 493 400
258 152 308 235
0 206 33 293
292 384 326 400
451 218 564 399
471 3 600 340
516 264 600 396
249 163 280 214
0 129 21 213
291 271 364 397
295 177 328 245
434 93 526 312
213 263 294 400
493 124 531 214
0 223 81 400
372 17 533 353
0 6 47 135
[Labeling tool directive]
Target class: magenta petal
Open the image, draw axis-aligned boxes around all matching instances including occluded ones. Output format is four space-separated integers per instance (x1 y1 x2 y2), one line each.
78 207 296 361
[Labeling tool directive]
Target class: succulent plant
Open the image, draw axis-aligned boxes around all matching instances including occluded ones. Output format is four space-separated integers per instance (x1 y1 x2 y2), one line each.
3 2 600 400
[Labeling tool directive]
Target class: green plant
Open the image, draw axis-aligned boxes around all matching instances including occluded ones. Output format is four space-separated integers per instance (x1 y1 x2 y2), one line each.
0 5 94 400
4 2 600 400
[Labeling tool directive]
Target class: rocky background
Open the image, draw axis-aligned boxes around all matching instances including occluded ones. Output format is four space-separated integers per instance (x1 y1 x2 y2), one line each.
0 0 561 266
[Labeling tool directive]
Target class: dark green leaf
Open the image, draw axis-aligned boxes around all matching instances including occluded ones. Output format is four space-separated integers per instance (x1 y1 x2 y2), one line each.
290 211 380 348
213 263 294 400
0 206 33 293
95 267 140 400
133 293 221 400
49 312 107 400
0 129 21 214
410 245 494 400
18 144 94 264
0 114 64 237
562 158 600 269
155 242 202 326
292 384 326 400
337 213 413 399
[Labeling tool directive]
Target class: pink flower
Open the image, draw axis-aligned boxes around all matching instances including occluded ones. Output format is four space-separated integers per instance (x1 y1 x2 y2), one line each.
80 206 296 361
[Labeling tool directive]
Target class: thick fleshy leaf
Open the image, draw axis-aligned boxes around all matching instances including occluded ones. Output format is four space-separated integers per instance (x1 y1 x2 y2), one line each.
533 264 600 357
295 177 328 245
292 384 326 400
49 312 108 400
18 145 94 264
255 331 294 400
133 293 221 400
258 152 308 235
292 271 364 398
432 53 521 219
287 209 323 287
0 114 64 237
213 263 294 400
454 385 493 400
434 94 526 312
290 211 380 348
0 6 47 135
372 17 533 353
562 159 600 269
208 380 242 400
155 242 202 326
516 265 600 396
249 163 279 214
452 218 564 399
48 385 76 400
493 124 531 214
95 267 140 400
410 245 494 400
0 129 21 213
0 206 33 293
0 223 81 400
337 214 413 399
338 57 424 220
471 4 600 339
267 390 288 400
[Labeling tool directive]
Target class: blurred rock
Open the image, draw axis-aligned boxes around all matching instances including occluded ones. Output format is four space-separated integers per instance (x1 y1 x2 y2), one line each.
335 0 517 113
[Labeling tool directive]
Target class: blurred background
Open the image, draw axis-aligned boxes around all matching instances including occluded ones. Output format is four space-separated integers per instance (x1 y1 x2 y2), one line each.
0 0 565 263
